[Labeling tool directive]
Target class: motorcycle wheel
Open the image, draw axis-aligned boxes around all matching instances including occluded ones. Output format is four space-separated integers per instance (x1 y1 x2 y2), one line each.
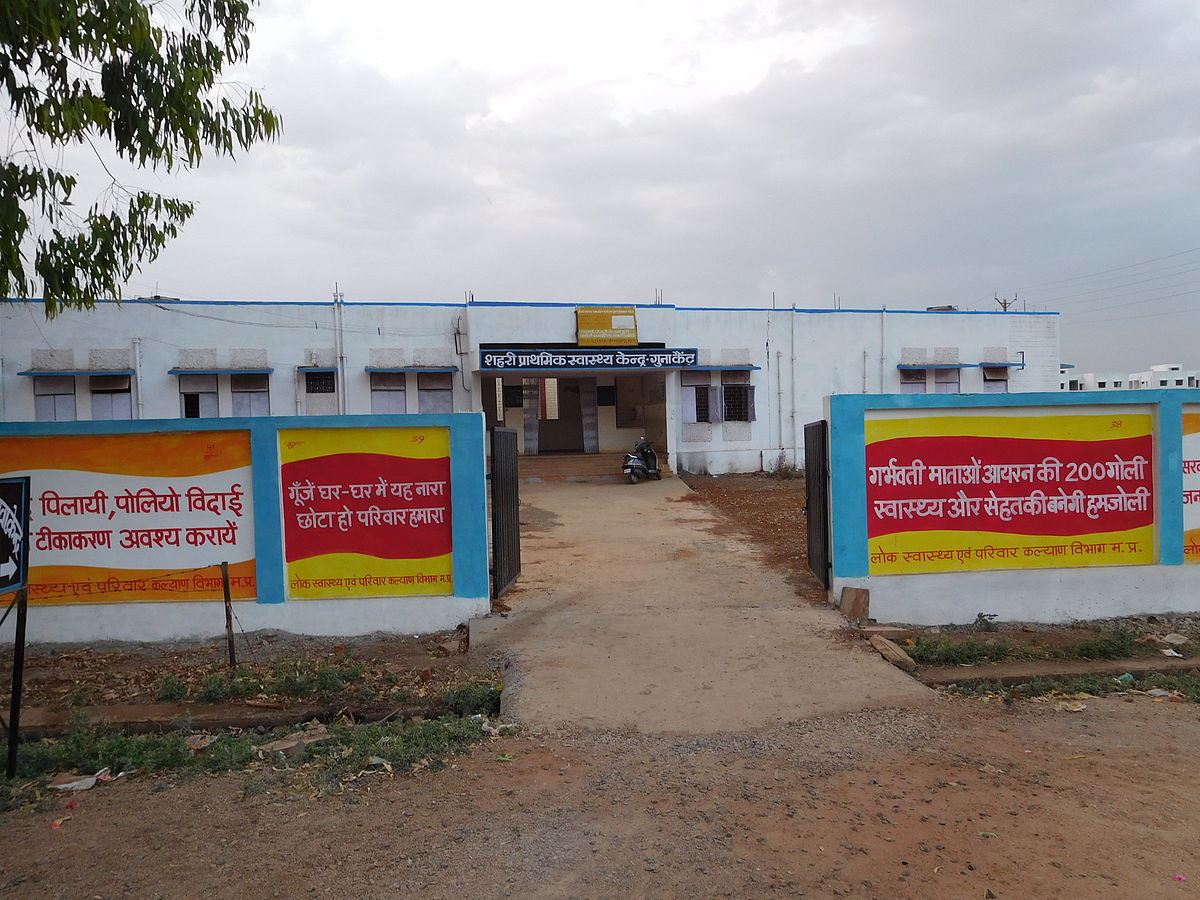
627 471 643 484
653 472 662 480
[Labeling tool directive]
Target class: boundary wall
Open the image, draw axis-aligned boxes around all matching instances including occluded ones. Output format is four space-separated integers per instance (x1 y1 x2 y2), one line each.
0 413 488 642
828 390 1200 624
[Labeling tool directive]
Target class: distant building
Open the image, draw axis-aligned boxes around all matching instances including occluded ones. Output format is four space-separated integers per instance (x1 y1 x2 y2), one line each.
1060 363 1198 391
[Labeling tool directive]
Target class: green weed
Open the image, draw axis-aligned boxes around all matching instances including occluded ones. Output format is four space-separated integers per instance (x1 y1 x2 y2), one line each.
4 724 256 783
908 636 1013 666
308 716 488 782
947 672 1200 702
1064 629 1141 660
442 682 502 717
266 659 366 700
199 673 262 703
157 674 188 702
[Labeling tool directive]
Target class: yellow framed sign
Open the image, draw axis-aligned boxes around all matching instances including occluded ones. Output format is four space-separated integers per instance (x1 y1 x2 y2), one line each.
576 306 638 346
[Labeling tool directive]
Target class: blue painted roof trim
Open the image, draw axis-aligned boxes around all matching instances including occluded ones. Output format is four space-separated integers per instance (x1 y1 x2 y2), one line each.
896 362 1024 370
478 367 697 375
4 297 1057 315
296 366 336 373
364 367 458 373
17 369 133 377
168 367 275 375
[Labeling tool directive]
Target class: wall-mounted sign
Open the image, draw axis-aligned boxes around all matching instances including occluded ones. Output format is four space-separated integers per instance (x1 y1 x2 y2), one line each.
279 426 453 599
0 432 256 604
864 410 1156 574
480 348 697 371
0 476 30 593
1184 406 1200 562
577 306 638 346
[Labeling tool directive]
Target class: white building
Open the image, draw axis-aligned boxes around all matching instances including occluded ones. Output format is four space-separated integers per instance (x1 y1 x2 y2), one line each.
0 298 1060 473
1060 362 1198 392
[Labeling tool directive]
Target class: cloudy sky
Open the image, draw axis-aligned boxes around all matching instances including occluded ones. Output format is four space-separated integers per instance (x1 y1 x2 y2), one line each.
114 0 1198 372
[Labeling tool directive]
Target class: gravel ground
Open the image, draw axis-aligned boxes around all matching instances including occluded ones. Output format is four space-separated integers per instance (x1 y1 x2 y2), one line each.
4 474 1200 897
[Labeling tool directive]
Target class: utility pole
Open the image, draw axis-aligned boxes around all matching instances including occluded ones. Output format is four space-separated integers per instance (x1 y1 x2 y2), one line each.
995 292 1017 311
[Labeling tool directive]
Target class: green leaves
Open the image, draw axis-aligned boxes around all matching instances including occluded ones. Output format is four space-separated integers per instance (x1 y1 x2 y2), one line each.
0 0 281 315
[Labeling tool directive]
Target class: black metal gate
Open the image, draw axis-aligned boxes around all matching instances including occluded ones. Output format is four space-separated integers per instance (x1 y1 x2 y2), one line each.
803 420 831 589
489 428 521 600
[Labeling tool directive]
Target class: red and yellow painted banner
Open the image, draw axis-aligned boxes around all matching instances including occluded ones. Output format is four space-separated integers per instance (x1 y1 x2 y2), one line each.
279 427 453 599
0 431 256 604
1183 408 1200 562
865 412 1156 574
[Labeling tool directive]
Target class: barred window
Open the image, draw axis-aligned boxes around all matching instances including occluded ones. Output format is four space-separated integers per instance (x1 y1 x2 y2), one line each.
305 371 336 394
720 370 755 422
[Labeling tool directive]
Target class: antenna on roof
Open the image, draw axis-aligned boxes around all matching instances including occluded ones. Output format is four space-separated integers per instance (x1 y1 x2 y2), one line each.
995 292 1017 311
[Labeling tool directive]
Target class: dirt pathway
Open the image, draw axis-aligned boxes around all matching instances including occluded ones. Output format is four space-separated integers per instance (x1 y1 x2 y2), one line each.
472 479 930 732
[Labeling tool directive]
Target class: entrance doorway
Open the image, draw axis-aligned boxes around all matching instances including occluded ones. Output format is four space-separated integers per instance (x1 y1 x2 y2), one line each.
537 377 585 452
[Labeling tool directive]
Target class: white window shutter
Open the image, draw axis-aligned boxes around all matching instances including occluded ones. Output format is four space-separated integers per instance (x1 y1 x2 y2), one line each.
682 386 698 424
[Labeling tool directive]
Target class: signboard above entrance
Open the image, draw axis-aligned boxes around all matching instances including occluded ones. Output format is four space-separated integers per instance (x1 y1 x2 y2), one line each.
576 306 638 346
480 348 698 371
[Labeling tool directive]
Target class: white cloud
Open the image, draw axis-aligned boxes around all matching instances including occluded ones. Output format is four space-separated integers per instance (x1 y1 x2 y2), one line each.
109 0 1200 370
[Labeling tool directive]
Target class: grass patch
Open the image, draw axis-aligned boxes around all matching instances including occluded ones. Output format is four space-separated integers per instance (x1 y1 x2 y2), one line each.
266 660 367 700
1061 629 1141 660
908 636 1013 666
2 709 501 811
199 673 263 703
157 674 188 702
909 628 1150 667
770 455 804 480
309 715 489 782
442 681 502 717
3 724 257 788
946 671 1200 702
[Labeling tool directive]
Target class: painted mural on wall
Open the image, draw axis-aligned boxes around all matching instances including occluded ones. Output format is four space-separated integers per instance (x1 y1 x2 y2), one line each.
865 410 1156 574
1184 406 1200 562
0 432 256 604
279 427 453 599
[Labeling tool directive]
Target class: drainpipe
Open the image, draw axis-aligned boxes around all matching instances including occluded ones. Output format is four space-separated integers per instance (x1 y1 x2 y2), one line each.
132 337 144 419
879 306 887 392
334 292 347 415
294 366 303 415
776 350 784 460
790 305 798 465
862 349 868 392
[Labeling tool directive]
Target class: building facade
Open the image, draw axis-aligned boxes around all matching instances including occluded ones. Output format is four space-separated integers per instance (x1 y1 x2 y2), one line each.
1 299 1060 473
1060 362 1199 392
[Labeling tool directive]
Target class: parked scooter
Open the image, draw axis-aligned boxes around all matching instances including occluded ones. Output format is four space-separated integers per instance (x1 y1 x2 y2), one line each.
622 437 662 484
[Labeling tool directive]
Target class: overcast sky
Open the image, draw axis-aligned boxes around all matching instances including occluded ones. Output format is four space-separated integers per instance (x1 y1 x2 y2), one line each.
112 0 1199 372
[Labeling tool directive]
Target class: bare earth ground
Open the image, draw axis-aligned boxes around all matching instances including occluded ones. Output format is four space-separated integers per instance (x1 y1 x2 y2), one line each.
3 474 1200 898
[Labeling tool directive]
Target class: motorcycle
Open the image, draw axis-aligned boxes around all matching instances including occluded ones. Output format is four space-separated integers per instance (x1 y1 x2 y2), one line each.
622 437 662 484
